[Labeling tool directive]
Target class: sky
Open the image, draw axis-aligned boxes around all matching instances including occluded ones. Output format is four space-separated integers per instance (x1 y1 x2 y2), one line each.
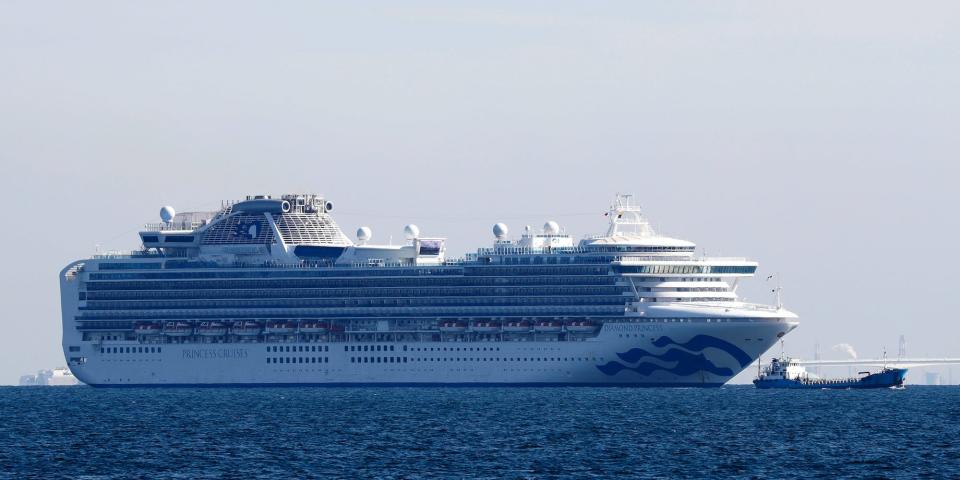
1 1 958 385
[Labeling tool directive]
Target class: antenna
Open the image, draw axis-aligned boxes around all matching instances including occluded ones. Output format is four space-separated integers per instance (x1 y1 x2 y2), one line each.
765 273 782 309
814 342 822 377
775 273 783 309
898 335 906 361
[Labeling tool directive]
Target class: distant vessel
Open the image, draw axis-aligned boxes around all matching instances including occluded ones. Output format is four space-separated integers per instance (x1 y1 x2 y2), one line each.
19 367 80 386
59 193 799 387
753 357 906 389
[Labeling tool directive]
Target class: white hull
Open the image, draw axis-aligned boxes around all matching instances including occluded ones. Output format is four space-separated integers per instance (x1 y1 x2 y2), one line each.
64 321 790 387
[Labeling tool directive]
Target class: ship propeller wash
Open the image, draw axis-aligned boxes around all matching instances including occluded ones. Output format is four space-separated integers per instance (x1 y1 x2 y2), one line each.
60 194 798 386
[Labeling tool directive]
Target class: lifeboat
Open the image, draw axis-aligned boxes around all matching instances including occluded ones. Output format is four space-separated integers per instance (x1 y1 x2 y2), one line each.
439 322 467 333
163 321 193 337
197 321 228 336
502 321 531 333
471 322 500 333
299 322 329 334
133 322 161 336
265 322 296 334
232 321 262 336
533 321 563 333
566 321 598 333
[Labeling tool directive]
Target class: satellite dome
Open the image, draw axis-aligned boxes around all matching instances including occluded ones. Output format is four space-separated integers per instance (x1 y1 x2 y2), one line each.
356 226 372 244
403 224 420 240
493 223 509 239
160 206 176 223
543 220 560 235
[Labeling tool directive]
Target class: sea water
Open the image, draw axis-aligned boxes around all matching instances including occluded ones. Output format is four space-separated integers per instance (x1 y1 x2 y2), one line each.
0 386 957 479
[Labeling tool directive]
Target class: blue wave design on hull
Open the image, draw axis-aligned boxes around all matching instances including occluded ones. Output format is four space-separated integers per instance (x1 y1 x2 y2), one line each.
651 335 753 367
597 349 734 377
596 334 752 378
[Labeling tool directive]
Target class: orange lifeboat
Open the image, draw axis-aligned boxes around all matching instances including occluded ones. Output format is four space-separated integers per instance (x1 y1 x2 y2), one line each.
533 321 563 333
471 322 500 333
439 322 467 333
232 321 262 336
163 321 193 337
299 322 329 334
197 321 228 336
265 322 296 334
566 321 598 333
133 322 161 336
503 321 531 333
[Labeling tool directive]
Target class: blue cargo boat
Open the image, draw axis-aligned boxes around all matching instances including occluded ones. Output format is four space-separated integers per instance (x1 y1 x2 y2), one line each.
754 357 907 389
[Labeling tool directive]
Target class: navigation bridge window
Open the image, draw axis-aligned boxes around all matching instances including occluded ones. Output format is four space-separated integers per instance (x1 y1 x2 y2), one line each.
615 265 756 274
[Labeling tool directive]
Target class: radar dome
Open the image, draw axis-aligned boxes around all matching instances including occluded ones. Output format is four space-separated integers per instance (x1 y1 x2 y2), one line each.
543 220 560 235
160 206 176 223
403 224 420 240
493 223 509 239
356 226 372 243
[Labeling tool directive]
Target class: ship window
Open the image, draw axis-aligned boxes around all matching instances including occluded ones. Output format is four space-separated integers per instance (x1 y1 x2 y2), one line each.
158 347 161 353
164 235 194 243
324 357 329 363
100 348 104 354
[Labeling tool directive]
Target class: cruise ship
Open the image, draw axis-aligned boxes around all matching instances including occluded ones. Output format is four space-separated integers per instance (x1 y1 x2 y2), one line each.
59 193 798 387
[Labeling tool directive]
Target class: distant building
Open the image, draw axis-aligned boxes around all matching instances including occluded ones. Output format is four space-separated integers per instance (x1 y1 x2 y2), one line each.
18 367 80 386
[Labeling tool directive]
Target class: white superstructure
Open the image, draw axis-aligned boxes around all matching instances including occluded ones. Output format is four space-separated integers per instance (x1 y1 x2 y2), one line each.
60 194 798 386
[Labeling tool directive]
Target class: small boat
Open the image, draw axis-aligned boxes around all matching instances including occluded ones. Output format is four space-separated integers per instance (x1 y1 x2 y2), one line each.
439 322 467 333
503 321 531 333
754 357 908 389
471 322 500 333
232 321 262 336
533 321 562 333
299 322 329 334
197 321 228 336
133 322 161 336
265 322 296 334
163 321 193 337
566 321 597 333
